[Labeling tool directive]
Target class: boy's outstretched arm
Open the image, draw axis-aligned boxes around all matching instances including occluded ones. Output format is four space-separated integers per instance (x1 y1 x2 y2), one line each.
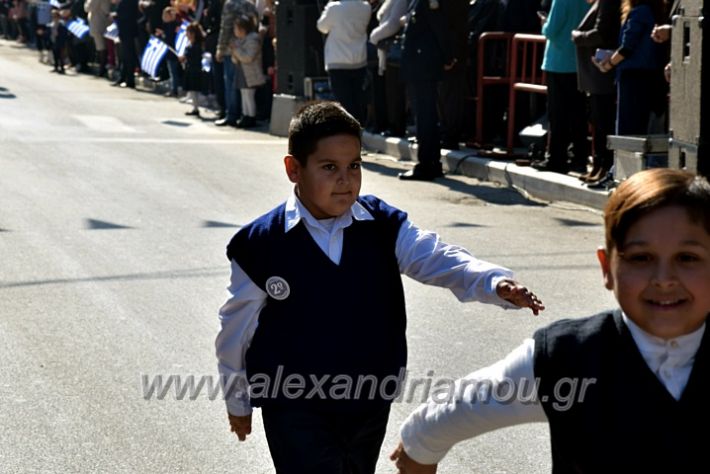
396 221 544 314
228 414 252 442
495 279 545 315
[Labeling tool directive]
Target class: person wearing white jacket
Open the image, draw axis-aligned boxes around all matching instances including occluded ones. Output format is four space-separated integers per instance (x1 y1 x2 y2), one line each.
317 0 371 125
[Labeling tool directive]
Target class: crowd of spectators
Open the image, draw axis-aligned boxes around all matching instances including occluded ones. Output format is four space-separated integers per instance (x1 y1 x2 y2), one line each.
0 0 675 184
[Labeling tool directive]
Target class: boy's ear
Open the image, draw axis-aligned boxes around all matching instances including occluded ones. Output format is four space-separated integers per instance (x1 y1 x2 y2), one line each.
596 247 614 290
284 155 301 184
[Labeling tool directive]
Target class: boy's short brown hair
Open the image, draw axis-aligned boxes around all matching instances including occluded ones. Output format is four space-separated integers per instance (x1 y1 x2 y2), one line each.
604 168 710 252
287 101 362 166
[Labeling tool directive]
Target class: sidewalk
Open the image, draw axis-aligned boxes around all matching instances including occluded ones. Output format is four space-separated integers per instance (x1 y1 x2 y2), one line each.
362 132 611 211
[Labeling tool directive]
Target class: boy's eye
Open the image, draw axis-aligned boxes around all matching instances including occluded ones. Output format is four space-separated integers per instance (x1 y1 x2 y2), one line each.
620 252 653 264
350 162 361 170
322 164 336 171
677 253 701 263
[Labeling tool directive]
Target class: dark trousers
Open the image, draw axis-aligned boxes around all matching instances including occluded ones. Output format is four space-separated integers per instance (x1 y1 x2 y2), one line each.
546 72 589 168
409 78 442 173
438 63 467 146
589 92 615 170
616 69 653 135
118 34 137 86
262 405 390 474
384 62 406 136
329 67 367 126
52 44 64 71
211 59 225 114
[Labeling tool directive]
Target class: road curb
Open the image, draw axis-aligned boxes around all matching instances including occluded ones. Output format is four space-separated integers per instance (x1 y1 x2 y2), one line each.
362 132 610 211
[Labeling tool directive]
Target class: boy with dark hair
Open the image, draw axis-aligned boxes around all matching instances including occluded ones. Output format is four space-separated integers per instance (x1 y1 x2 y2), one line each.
217 101 544 473
392 168 710 473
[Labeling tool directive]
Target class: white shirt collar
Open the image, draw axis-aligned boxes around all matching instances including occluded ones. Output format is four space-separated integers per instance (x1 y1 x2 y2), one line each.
284 189 374 233
622 312 705 365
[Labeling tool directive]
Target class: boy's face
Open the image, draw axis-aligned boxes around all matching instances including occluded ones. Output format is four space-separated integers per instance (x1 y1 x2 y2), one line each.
285 134 362 219
597 206 710 339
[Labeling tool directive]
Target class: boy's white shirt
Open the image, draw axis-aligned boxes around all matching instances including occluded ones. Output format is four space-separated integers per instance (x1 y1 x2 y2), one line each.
216 192 517 416
399 314 706 465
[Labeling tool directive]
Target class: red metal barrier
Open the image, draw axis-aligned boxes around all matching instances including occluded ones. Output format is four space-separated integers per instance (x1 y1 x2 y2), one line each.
475 32 513 145
506 34 547 152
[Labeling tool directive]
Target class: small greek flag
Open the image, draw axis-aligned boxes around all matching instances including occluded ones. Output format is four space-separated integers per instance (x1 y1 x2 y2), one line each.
103 22 120 43
141 36 169 79
67 17 90 39
201 52 212 72
175 21 189 56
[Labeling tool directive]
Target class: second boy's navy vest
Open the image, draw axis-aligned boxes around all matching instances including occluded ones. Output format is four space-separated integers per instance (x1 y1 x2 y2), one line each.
227 195 408 411
533 311 709 472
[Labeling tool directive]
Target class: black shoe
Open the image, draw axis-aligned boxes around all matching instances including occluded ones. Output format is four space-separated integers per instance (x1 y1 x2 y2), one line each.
185 109 200 116
532 160 569 174
215 110 226 120
215 118 237 127
119 81 135 89
111 80 122 87
398 168 443 181
236 116 256 128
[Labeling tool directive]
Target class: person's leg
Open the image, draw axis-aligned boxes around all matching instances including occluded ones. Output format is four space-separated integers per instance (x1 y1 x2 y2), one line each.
237 88 257 127
542 72 569 171
329 69 353 120
212 59 225 117
166 58 180 95
412 79 442 176
222 58 237 123
438 64 467 149
340 405 391 474
589 92 616 179
616 69 652 135
262 407 346 474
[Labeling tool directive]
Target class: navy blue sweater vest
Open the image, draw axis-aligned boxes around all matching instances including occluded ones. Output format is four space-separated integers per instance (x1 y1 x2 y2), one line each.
533 311 709 472
226 195 408 411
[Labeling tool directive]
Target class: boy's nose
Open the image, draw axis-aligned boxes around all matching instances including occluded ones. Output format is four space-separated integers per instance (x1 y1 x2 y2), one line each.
651 260 679 287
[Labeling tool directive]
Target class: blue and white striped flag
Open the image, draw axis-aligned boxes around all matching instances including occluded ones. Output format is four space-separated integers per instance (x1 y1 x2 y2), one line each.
201 52 212 72
175 21 189 56
141 36 169 79
67 17 90 39
49 0 62 8
103 22 120 43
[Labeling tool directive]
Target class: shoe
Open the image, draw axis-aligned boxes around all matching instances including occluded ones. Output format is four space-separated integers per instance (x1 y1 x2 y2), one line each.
165 91 178 98
111 80 122 87
532 160 569 174
215 110 226 120
398 168 443 181
119 82 135 89
587 172 616 190
583 167 607 183
185 109 200 116
578 164 601 182
236 116 256 128
215 118 237 127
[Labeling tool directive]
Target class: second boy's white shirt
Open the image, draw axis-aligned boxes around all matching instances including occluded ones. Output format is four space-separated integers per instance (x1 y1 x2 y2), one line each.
216 192 518 416
399 314 705 465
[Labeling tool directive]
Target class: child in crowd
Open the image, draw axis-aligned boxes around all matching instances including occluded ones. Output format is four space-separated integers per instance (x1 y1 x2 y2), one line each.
230 14 265 129
158 6 181 98
179 21 204 116
216 101 544 473
391 167 710 473
48 7 67 74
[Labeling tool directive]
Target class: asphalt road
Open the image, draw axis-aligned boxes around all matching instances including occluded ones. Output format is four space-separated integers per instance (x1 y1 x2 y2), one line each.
0 39 617 473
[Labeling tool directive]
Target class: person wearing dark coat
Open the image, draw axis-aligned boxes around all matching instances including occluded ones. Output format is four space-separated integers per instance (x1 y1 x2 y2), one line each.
399 0 454 181
572 0 620 184
114 0 139 88
181 21 205 116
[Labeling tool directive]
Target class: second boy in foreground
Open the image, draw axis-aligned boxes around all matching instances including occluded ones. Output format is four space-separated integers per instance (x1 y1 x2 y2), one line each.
216 102 544 473
392 168 710 473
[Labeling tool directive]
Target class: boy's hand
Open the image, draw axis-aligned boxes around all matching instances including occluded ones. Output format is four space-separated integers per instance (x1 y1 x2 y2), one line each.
390 443 437 473
228 414 252 441
496 279 545 315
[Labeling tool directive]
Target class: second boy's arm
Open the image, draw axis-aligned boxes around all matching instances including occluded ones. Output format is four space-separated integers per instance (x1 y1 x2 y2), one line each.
396 221 544 314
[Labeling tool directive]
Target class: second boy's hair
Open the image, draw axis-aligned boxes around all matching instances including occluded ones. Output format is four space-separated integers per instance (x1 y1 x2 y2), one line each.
234 14 256 34
604 168 710 252
287 101 362 165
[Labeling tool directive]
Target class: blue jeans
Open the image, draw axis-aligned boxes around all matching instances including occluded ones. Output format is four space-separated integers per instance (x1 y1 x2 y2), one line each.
166 57 180 94
223 57 241 121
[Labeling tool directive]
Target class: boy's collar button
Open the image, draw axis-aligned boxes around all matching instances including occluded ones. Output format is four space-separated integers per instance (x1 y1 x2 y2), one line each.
669 340 679 349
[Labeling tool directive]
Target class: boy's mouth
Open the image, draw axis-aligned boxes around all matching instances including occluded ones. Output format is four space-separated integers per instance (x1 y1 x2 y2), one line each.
645 298 687 309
